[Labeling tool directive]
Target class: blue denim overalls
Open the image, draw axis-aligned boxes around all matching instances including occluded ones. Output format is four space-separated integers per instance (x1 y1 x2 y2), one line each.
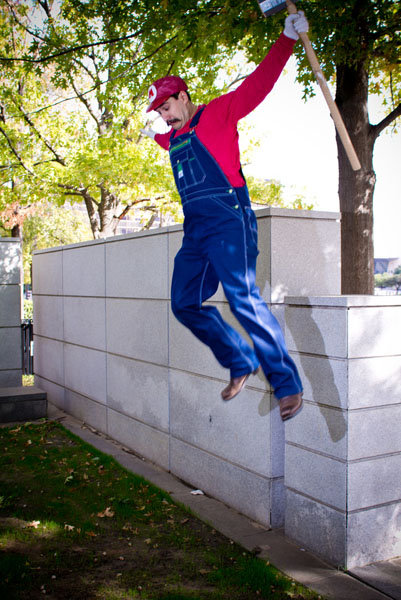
169 108 302 399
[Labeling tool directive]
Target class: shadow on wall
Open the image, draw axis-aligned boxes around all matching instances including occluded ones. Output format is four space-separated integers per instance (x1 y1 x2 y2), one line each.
285 304 347 444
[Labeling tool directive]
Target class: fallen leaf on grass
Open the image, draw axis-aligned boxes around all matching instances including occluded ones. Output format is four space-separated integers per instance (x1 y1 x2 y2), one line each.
64 524 75 531
97 507 114 518
27 520 40 529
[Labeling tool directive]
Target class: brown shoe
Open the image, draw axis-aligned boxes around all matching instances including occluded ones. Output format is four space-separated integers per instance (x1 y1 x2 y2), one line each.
221 368 260 401
279 393 303 421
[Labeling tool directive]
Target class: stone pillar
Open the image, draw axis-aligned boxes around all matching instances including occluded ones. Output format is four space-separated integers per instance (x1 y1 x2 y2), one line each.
283 295 401 568
0 238 23 386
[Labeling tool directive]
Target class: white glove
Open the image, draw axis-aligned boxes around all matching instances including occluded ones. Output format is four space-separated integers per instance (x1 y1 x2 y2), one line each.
284 11 309 40
140 128 156 140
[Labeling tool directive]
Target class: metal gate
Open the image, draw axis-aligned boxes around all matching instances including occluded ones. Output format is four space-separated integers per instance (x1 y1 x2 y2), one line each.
21 319 34 375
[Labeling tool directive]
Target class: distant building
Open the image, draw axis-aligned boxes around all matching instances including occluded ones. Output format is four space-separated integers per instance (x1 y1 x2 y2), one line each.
374 257 401 274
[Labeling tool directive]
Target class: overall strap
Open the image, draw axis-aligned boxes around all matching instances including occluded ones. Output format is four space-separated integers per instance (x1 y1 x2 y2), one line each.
170 106 206 140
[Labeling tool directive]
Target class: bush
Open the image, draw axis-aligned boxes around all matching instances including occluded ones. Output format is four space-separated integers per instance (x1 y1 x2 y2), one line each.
24 299 33 320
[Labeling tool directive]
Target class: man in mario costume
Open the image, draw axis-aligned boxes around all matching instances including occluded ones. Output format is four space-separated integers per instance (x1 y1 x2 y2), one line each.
141 11 308 421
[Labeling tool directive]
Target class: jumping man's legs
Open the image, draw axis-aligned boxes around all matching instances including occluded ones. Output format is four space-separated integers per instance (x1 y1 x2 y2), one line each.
171 240 260 377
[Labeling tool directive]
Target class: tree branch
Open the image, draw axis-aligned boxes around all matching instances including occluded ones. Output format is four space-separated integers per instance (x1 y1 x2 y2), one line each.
0 28 144 63
69 77 101 131
0 125 35 175
6 34 179 121
2 0 47 42
371 102 401 140
13 100 66 165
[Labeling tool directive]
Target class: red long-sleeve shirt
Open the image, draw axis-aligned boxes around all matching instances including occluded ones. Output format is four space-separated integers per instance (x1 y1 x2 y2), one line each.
154 33 295 187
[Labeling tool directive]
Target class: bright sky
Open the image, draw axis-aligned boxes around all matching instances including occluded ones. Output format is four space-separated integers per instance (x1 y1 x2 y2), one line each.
243 57 401 258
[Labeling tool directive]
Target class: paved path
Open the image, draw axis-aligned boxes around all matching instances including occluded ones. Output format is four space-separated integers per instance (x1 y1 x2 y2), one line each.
25 405 401 599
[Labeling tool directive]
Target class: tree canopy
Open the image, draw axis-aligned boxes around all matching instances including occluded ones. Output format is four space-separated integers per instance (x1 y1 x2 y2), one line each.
1 0 400 292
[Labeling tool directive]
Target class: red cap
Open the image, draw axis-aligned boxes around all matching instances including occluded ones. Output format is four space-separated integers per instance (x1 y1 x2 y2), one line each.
146 76 188 113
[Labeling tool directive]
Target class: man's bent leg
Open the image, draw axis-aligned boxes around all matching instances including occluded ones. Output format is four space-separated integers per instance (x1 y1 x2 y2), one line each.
207 224 302 400
171 242 259 376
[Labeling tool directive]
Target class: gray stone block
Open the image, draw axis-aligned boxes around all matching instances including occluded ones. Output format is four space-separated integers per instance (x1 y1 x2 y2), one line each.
106 233 169 299
285 444 346 510
285 488 346 567
32 250 63 295
348 404 401 459
170 370 272 476
170 436 273 527
62 242 105 297
0 239 21 285
0 370 22 387
348 356 401 408
347 454 401 511
64 296 106 350
33 295 64 340
269 394 285 478
167 229 183 293
107 354 169 430
64 343 107 404
0 386 47 422
0 285 21 326
270 215 340 303
0 328 22 370
64 389 107 434
286 402 348 460
271 477 285 528
34 336 64 386
106 298 168 365
107 407 169 470
289 352 348 409
169 302 269 392
347 502 401 569
285 305 348 358
168 306 230 381
348 306 401 358
253 214 272 303
34 376 65 411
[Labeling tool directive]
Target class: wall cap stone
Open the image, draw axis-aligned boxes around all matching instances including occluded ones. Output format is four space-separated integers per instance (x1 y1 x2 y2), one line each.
285 295 401 308
0 237 22 243
33 208 340 256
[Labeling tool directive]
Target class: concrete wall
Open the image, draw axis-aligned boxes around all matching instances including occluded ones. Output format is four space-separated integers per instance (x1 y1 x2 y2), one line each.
32 207 340 531
0 238 22 386
284 295 401 569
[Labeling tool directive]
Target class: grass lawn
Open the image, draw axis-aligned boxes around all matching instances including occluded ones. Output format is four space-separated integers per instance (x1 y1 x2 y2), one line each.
0 420 322 600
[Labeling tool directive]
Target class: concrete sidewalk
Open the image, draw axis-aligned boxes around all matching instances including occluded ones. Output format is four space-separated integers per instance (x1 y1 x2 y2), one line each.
34 405 401 600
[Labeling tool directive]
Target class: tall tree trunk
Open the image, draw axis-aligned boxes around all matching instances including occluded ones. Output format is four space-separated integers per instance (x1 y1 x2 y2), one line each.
98 185 120 238
11 223 22 238
336 62 376 295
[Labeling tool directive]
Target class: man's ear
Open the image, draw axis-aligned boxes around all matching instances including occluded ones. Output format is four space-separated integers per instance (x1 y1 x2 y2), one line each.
179 90 189 104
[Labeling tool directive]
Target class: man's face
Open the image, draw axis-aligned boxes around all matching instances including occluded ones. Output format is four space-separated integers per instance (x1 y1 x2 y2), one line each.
156 91 191 130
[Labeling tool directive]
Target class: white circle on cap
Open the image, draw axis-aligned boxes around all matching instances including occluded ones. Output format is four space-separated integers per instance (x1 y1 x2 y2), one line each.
148 84 157 102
